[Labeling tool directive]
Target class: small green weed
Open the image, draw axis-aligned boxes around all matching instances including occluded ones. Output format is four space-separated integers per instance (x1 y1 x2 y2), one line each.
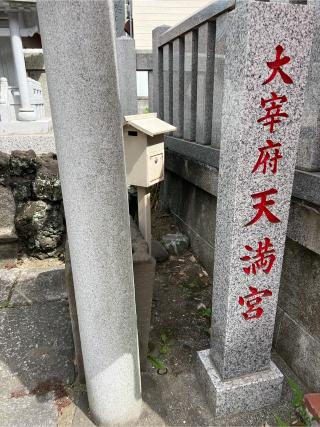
0 300 12 309
275 378 313 427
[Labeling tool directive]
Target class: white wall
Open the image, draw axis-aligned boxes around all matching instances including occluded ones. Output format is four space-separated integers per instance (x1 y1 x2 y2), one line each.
132 0 212 50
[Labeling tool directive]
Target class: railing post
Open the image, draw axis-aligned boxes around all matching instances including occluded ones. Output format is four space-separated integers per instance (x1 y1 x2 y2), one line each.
196 22 215 145
152 26 170 116
183 30 198 141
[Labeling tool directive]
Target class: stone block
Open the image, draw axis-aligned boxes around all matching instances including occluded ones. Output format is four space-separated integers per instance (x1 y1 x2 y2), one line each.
196 349 283 417
161 233 189 256
131 219 156 371
273 308 320 391
136 50 153 71
0 301 74 398
280 238 320 339
0 186 17 242
10 267 66 305
287 198 320 255
296 3 320 171
151 240 168 263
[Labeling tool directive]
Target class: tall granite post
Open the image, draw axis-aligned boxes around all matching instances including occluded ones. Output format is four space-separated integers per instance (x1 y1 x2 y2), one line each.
37 1 142 425
197 0 314 416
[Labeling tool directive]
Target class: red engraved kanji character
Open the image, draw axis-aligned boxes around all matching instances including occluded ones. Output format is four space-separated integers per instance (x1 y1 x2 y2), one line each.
240 237 276 275
252 139 283 175
257 92 288 133
245 188 281 226
263 45 294 86
238 286 273 320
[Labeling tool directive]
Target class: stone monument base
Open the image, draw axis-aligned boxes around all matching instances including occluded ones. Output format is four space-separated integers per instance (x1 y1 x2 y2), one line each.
196 349 283 417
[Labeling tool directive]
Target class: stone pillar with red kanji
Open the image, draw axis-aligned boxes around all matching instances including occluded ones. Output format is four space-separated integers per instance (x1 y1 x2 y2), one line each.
196 0 315 417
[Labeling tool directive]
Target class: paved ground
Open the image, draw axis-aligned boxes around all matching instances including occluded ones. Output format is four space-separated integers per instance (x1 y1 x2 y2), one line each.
0 213 309 426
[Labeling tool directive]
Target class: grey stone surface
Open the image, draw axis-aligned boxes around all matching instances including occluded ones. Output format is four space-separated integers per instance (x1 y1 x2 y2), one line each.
211 13 230 148
151 240 169 263
65 240 85 383
15 200 64 257
296 2 320 171
162 44 173 124
210 0 314 383
152 26 170 116
196 22 215 145
136 50 153 71
0 185 17 242
293 169 320 206
158 0 235 47
0 301 74 398
0 242 18 267
161 233 189 256
280 238 320 340
113 0 125 37
0 134 56 155
165 147 219 196
196 349 283 417
274 307 320 391
131 219 156 371
0 266 66 304
148 71 154 113
11 267 66 304
0 394 57 427
116 36 138 116
166 135 320 206
37 1 142 424
183 31 198 141
287 198 320 254
33 153 62 202
163 169 216 271
172 38 184 138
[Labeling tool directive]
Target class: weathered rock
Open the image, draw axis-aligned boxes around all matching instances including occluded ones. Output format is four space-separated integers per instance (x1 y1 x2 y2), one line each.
151 239 169 262
10 176 33 201
33 153 62 201
9 150 37 176
161 233 189 256
0 152 10 185
0 185 17 242
15 200 64 257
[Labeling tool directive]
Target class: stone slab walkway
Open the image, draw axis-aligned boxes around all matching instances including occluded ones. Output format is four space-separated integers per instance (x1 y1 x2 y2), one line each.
0 225 309 426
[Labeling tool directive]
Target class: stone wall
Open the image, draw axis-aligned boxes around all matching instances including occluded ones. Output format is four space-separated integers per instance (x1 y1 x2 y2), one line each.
162 148 320 392
0 150 65 263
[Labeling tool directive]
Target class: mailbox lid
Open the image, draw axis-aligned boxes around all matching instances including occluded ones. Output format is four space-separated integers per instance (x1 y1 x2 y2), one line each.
124 113 176 137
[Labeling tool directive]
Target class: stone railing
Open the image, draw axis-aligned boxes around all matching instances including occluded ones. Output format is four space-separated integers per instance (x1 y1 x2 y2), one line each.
0 76 45 122
152 0 320 175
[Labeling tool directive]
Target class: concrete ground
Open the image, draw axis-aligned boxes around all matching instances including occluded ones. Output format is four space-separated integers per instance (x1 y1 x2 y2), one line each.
0 214 308 426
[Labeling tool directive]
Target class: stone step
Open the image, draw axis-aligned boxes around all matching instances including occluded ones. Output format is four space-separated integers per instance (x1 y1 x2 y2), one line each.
0 265 66 305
